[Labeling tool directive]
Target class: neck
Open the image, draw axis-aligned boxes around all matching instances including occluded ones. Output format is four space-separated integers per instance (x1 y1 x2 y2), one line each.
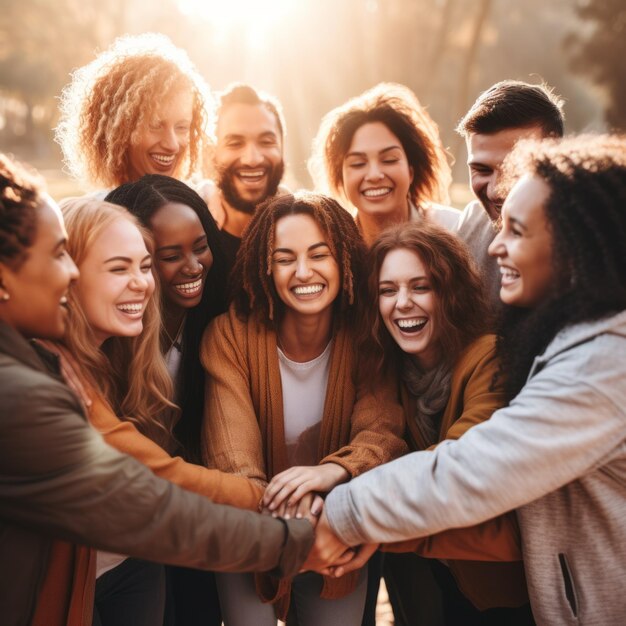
162 304 185 345
277 308 333 362
221 198 253 238
358 202 410 247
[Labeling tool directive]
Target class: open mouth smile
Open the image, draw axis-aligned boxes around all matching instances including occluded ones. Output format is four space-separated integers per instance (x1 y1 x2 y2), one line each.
174 278 203 297
150 153 177 169
237 168 267 185
116 302 145 317
395 317 428 333
499 265 520 286
362 187 392 199
292 284 324 297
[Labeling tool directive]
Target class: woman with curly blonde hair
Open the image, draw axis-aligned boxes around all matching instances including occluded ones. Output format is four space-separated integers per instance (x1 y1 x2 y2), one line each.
56 33 211 190
309 83 456 247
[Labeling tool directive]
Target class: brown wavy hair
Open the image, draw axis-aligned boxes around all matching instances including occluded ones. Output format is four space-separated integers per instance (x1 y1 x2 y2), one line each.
231 191 366 325
309 82 451 212
60 196 176 449
358 221 490 380
56 33 212 188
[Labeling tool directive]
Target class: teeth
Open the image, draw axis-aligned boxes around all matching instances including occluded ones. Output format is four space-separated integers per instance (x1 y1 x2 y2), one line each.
293 284 323 295
397 318 426 329
175 279 202 293
117 303 143 313
239 169 265 178
152 154 175 164
500 267 520 280
363 188 391 198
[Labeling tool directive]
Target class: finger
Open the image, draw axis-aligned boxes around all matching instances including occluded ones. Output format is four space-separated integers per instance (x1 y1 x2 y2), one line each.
333 544 379 577
310 494 324 517
287 482 315 508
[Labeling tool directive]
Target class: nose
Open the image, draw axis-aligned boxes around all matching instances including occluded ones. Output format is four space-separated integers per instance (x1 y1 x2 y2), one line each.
365 161 384 181
182 254 203 276
240 142 263 167
488 229 505 258
295 257 313 281
486 173 501 202
395 286 412 310
129 270 151 292
66 255 79 282
160 126 180 152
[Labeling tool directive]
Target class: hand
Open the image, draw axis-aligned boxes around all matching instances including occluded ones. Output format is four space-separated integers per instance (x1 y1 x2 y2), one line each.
300 509 354 574
263 463 349 512
261 493 324 527
330 543 379 578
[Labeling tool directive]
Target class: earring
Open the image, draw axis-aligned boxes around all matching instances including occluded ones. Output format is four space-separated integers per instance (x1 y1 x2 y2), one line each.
1 292 9 301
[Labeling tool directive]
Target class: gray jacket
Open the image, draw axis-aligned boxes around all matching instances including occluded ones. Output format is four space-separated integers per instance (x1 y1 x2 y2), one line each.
0 323 313 626
326 311 626 625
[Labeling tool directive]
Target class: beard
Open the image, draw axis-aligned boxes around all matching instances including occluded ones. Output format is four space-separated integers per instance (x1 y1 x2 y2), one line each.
217 160 285 215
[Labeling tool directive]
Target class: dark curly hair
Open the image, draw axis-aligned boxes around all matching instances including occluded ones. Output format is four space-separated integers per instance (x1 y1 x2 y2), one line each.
106 175 228 461
495 134 626 401
358 221 490 381
0 154 43 270
231 191 366 326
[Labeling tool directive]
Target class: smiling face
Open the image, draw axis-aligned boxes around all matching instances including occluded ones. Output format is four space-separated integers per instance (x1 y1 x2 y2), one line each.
0 199 78 339
271 213 340 320
378 247 439 369
127 89 194 181
342 121 414 221
467 125 545 221
488 175 554 308
74 218 155 345
215 103 284 214
149 202 213 312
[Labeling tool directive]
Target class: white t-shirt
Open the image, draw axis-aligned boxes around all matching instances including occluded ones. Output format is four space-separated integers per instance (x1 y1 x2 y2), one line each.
277 341 332 467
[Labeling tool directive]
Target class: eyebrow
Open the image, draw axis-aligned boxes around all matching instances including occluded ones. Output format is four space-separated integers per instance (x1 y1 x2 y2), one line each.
224 131 278 141
379 275 428 284
345 145 402 159
53 238 67 251
509 216 527 231
156 235 207 253
104 255 151 264
272 242 330 255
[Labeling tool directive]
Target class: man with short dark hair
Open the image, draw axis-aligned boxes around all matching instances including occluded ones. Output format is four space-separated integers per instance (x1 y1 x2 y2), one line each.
455 80 565 306
199 84 287 270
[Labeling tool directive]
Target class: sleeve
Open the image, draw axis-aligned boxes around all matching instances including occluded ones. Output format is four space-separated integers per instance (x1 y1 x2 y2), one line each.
320 373 408 477
90 395 263 511
0 378 313 576
325 338 626 545
201 315 268 488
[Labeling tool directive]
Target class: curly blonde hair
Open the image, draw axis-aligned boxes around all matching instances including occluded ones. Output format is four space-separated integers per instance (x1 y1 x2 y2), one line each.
56 33 212 188
309 82 451 210
59 196 177 450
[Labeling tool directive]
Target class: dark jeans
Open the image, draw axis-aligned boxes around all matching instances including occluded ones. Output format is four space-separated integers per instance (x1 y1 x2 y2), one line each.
430 559 536 626
165 566 222 626
93 558 165 626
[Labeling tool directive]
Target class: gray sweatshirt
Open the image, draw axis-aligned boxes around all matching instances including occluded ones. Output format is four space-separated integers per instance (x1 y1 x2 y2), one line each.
326 311 626 625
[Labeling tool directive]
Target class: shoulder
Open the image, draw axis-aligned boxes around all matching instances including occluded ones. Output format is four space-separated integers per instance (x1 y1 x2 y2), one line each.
423 202 460 231
455 334 497 372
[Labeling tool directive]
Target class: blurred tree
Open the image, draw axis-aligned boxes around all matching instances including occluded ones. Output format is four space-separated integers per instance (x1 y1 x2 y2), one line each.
565 0 626 130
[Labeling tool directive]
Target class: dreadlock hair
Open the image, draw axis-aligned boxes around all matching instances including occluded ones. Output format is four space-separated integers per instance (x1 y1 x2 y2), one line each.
495 134 626 402
59 196 176 451
309 82 451 212
231 192 366 327
456 80 565 139
0 154 42 270
56 33 212 188
358 221 490 383
106 175 228 462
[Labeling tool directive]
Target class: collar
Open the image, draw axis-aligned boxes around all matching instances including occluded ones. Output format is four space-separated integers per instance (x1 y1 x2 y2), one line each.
0 322 63 379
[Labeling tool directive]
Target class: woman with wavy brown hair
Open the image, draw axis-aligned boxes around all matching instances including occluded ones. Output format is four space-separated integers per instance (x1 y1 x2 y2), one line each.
56 33 211 191
310 83 456 247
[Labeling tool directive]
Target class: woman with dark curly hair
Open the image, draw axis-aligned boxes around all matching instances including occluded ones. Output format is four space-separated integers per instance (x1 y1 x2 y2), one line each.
321 134 626 625
201 192 407 625
56 33 211 191
359 221 533 625
310 83 456 247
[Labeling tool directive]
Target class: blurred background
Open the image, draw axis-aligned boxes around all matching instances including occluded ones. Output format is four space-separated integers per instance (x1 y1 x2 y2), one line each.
1 0 624 204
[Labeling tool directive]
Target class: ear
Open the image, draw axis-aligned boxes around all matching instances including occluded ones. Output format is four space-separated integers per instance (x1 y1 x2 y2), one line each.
0 262 12 301
409 165 415 185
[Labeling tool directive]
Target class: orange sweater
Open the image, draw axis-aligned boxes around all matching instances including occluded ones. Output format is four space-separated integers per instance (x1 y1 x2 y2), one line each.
32 343 262 626
383 335 529 610
201 307 408 619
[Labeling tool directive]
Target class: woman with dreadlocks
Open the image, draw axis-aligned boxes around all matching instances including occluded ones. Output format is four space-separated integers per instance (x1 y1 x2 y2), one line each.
321 134 626 625
201 192 407 625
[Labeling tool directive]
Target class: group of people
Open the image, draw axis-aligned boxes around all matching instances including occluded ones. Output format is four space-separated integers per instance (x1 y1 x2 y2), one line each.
1 32 624 626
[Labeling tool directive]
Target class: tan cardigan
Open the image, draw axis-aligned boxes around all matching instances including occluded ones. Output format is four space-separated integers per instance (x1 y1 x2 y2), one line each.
201 306 408 618
385 334 529 610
